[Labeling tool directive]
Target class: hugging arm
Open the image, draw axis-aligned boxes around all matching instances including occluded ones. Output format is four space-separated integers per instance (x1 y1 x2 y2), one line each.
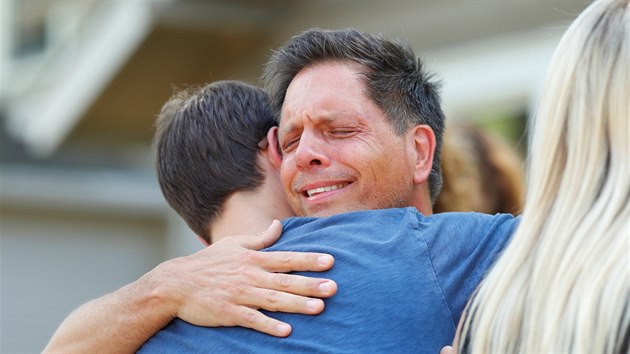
43 221 337 354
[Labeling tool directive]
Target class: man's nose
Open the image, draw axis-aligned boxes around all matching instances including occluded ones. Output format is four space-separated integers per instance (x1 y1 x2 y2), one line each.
294 133 329 169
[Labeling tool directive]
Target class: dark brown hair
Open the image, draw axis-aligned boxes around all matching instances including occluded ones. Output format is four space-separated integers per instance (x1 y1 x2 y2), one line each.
263 28 446 201
154 81 275 243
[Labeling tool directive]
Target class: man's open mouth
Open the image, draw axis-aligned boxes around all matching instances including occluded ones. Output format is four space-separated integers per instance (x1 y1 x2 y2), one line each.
304 183 349 197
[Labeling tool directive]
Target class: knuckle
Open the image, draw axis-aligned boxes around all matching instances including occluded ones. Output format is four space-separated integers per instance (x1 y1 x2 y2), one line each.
280 252 292 265
232 283 247 296
243 308 258 325
241 267 256 281
244 250 262 265
275 273 292 289
216 304 239 326
266 290 280 308
241 250 255 262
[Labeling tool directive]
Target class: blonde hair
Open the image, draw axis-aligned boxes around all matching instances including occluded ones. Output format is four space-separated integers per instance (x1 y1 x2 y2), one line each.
460 0 630 352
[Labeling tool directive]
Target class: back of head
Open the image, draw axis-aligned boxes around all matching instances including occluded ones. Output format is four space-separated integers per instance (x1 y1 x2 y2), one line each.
263 28 446 201
154 81 276 244
461 1 630 352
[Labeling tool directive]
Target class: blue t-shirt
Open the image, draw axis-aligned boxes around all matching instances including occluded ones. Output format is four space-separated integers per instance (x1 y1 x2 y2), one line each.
139 207 518 353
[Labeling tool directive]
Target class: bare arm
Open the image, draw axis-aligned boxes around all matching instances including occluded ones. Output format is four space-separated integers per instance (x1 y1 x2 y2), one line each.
42 275 174 354
43 221 337 354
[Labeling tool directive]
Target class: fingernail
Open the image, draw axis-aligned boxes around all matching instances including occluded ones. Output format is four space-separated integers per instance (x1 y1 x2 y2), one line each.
276 323 290 335
307 300 320 311
318 255 332 266
319 281 332 294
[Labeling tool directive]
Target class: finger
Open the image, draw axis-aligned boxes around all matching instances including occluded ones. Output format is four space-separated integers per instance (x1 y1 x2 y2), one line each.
233 306 292 337
440 345 455 354
253 251 334 272
232 220 283 250
241 287 328 315
261 272 337 298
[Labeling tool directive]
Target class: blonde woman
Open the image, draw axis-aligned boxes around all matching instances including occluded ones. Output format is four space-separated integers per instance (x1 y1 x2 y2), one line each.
445 0 630 352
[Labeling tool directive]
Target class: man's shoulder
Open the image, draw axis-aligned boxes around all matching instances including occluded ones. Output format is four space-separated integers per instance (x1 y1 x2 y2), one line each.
273 207 422 252
413 211 519 267
420 211 519 236
424 210 517 222
281 208 519 237
282 207 417 228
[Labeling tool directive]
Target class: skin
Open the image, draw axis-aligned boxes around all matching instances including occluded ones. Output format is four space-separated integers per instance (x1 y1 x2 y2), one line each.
440 316 462 354
273 61 436 217
43 148 338 353
45 61 438 353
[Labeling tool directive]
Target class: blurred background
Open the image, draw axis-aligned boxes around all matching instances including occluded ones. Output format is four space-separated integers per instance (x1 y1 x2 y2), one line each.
0 0 590 352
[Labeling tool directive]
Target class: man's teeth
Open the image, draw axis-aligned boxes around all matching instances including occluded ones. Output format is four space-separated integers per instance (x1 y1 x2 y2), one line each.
306 184 346 197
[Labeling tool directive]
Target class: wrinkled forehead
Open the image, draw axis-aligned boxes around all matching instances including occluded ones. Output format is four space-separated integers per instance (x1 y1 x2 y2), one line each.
278 61 371 129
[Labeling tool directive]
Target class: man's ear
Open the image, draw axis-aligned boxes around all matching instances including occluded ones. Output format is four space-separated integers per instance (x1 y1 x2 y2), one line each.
266 127 283 169
411 125 436 184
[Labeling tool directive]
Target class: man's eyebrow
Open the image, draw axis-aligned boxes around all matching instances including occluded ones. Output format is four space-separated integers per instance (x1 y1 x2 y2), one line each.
278 112 352 139
277 122 298 140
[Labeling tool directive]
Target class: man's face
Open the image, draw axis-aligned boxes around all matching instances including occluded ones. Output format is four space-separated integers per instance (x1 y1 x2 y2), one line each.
277 61 418 217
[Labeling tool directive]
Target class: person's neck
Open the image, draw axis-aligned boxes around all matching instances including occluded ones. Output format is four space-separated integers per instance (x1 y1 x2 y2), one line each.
208 152 295 243
209 192 275 242
417 198 433 216
209 185 294 243
413 184 434 216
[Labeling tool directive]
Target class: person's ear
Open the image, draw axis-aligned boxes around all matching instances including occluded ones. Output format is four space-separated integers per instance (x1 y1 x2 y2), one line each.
411 125 436 184
266 127 283 169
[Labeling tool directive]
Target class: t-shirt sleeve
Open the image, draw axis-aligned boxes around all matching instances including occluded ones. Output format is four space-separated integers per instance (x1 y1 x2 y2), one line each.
420 212 520 325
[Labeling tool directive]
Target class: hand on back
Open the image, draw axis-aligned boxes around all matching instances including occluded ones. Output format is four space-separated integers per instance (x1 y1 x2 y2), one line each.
148 220 337 337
